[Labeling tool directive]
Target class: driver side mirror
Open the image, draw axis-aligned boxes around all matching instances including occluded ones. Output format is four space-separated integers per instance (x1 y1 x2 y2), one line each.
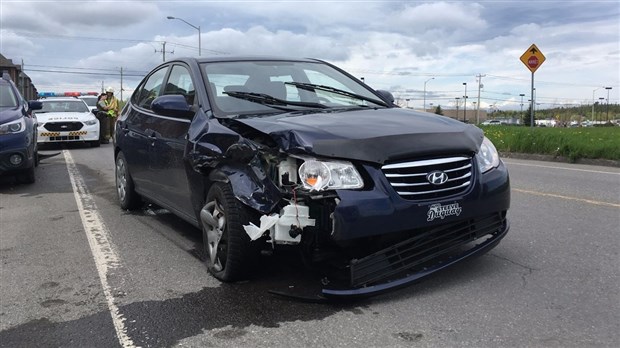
151 95 195 119
28 100 43 110
375 90 395 106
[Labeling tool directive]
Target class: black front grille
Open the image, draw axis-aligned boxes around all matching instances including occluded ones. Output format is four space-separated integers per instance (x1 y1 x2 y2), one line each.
382 156 473 201
44 122 83 131
350 212 506 287
48 136 82 141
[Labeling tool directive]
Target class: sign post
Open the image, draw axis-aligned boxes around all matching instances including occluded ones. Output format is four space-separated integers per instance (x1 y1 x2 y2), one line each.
520 44 546 127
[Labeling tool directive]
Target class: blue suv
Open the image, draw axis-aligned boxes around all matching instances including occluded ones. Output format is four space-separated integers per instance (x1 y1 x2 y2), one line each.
0 73 42 184
115 57 510 298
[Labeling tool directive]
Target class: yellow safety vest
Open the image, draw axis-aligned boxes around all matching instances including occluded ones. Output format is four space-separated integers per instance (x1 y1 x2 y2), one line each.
105 96 119 117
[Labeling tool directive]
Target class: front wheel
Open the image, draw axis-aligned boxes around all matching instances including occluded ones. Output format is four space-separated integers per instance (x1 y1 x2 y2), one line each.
200 182 258 282
115 152 141 210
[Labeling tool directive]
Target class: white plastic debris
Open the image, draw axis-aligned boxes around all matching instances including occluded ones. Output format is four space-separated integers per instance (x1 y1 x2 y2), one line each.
243 214 279 241
243 203 315 244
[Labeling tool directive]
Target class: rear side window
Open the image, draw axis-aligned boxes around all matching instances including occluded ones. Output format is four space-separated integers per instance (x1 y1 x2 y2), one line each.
133 67 168 110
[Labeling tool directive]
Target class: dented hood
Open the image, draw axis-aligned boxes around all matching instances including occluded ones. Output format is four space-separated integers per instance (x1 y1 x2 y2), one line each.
232 108 484 164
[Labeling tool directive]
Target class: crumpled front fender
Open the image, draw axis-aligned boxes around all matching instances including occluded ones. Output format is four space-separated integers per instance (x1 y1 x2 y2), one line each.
209 160 281 214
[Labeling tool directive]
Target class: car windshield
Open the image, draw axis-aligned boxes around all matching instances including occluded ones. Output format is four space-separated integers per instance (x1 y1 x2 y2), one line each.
202 60 388 118
39 100 90 113
0 84 18 108
80 97 98 107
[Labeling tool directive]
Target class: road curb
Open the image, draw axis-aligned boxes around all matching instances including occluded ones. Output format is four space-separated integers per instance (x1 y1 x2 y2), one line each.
500 152 620 168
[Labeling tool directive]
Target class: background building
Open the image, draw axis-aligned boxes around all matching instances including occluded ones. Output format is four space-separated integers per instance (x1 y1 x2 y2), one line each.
1 53 38 100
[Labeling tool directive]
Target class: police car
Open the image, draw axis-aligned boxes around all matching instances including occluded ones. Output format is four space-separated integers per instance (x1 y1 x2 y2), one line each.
37 97 100 147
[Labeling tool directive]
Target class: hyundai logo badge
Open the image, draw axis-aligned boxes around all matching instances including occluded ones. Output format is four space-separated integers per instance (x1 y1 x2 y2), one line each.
427 171 449 185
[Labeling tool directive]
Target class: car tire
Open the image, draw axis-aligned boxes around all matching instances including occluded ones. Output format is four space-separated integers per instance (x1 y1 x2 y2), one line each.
115 151 141 210
200 182 258 282
90 140 101 148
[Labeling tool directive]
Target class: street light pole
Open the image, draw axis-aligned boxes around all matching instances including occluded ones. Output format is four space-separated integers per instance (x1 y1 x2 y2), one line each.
605 87 612 122
167 16 201 56
462 82 467 122
455 97 460 120
423 77 434 111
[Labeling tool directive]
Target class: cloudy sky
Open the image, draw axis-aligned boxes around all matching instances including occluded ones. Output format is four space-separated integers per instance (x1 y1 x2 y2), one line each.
1 0 618 111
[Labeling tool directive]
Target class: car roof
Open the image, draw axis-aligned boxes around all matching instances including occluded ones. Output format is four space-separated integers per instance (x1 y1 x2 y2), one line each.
168 56 323 65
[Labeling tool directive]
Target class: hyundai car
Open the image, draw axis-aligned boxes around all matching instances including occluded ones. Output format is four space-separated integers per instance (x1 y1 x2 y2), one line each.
114 57 511 298
37 97 100 147
0 73 42 184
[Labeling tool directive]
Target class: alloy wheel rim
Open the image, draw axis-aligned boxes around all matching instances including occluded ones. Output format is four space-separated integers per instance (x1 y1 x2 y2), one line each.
116 159 127 201
204 200 227 272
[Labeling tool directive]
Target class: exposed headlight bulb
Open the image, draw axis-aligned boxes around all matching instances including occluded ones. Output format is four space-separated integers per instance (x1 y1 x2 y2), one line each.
298 160 331 191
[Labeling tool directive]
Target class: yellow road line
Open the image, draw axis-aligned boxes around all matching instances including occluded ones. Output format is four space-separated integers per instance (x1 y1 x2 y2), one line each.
512 188 620 208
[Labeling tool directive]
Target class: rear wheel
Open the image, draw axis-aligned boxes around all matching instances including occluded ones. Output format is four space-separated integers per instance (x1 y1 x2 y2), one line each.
201 182 258 282
115 152 141 210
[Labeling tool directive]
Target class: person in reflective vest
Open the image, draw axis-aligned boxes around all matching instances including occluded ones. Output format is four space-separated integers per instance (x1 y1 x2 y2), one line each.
95 93 110 144
104 86 120 140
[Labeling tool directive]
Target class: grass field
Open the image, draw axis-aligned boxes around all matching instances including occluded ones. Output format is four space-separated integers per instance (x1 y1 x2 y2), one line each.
480 126 620 161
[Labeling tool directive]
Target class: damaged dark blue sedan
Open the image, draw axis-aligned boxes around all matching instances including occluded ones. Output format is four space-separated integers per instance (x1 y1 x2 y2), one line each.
114 57 510 298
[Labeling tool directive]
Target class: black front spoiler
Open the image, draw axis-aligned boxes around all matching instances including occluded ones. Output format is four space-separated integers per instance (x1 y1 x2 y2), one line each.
320 220 510 299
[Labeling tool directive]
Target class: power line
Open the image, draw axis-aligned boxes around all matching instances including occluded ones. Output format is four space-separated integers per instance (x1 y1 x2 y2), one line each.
25 69 145 77
26 64 148 74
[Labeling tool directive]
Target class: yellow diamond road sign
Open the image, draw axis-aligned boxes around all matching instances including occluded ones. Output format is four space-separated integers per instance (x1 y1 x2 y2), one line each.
520 44 546 73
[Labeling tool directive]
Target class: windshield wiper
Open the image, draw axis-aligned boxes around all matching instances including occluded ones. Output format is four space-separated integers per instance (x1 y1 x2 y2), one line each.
285 82 388 107
224 91 328 111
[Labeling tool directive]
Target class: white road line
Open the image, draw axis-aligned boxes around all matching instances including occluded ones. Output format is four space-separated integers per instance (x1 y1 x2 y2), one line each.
63 150 136 348
503 160 620 175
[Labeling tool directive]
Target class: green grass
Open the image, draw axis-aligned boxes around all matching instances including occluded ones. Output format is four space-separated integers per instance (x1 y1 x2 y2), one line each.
480 126 620 162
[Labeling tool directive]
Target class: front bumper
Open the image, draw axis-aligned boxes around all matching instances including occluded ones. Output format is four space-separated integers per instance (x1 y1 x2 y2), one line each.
306 161 510 299
38 123 99 143
321 215 509 298
0 134 35 175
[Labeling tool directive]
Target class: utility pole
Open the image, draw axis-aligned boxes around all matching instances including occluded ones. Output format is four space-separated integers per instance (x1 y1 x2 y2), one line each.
519 93 525 123
462 82 467 122
592 88 601 122
605 87 612 122
475 74 485 124
120 67 124 101
155 41 174 62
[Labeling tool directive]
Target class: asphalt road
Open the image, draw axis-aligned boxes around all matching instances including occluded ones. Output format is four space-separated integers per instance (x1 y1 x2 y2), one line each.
1 143 619 348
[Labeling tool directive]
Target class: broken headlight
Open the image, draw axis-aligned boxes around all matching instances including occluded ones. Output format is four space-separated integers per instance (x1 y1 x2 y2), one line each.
476 137 500 173
298 158 363 191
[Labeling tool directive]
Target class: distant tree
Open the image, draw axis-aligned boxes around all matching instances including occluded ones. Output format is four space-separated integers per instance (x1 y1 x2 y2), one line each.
435 105 443 115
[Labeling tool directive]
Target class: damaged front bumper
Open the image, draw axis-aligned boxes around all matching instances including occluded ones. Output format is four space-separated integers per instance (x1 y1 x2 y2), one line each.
320 214 509 299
